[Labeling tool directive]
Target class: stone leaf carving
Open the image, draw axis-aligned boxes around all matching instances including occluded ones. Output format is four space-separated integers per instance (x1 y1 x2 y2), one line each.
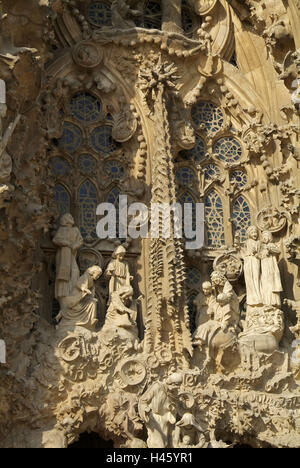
73 42 102 69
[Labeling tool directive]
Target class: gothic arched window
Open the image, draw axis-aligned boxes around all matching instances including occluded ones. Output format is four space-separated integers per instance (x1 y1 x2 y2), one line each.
55 184 70 217
79 181 98 241
205 190 225 248
232 196 251 243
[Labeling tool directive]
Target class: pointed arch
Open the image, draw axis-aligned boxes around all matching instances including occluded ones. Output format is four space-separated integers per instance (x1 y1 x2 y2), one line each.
232 195 251 243
205 189 225 248
78 180 98 241
54 184 71 217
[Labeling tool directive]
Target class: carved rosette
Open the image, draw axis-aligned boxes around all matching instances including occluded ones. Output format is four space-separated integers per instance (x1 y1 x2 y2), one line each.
73 42 103 68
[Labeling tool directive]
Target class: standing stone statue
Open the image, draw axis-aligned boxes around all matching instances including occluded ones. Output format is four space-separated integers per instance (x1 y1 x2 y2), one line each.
260 231 283 307
56 266 102 330
243 226 262 306
139 381 176 448
53 214 83 300
106 245 132 302
193 281 216 336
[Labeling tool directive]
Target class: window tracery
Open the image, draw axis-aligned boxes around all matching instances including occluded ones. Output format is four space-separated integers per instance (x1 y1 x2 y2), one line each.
175 100 251 250
90 125 119 154
51 91 125 244
214 137 243 165
79 180 98 241
191 101 224 134
69 92 102 123
55 184 71 216
57 121 83 154
87 1 112 27
205 190 225 248
232 196 251 243
78 154 97 175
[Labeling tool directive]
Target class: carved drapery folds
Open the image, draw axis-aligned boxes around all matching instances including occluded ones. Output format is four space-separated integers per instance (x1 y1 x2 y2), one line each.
1 0 300 450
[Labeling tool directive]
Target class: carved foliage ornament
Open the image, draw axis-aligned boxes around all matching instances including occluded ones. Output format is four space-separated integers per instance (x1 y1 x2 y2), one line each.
256 207 287 233
73 42 103 69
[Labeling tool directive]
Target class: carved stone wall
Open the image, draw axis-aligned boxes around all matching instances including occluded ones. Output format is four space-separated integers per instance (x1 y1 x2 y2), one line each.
0 0 300 448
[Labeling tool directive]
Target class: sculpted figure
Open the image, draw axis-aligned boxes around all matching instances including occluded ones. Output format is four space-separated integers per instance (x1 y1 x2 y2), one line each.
139 381 176 448
193 281 216 332
111 0 141 29
106 245 132 302
243 226 262 306
260 231 282 307
53 214 83 300
56 266 102 330
100 286 138 342
173 413 206 448
194 271 240 369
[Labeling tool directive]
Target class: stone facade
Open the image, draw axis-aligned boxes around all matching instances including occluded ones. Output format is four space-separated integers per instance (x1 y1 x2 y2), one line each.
0 0 300 448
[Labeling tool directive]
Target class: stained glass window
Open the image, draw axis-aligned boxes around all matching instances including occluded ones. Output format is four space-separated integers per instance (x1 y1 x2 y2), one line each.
180 192 196 233
214 137 242 164
57 122 83 154
232 196 251 242
49 157 70 176
78 154 97 174
204 164 221 181
144 0 162 29
179 135 206 162
69 92 102 123
87 2 111 27
188 291 198 333
79 181 98 241
55 184 70 216
107 187 120 237
205 190 225 247
91 126 118 154
191 102 224 134
230 170 247 188
107 187 120 208
105 160 125 180
182 0 194 35
185 267 201 288
176 167 195 186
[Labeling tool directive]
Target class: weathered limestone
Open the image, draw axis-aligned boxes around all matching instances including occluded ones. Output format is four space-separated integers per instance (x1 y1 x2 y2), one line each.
0 0 300 450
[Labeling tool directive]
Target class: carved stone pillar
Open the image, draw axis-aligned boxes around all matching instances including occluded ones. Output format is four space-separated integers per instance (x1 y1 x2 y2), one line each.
141 58 192 369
